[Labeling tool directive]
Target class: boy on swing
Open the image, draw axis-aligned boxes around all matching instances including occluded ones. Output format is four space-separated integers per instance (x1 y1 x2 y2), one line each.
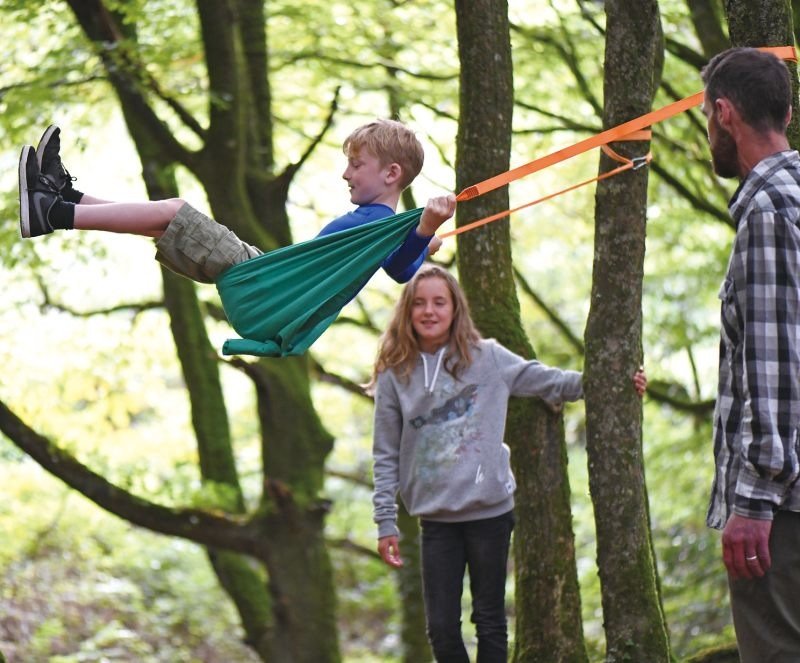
18 120 456 285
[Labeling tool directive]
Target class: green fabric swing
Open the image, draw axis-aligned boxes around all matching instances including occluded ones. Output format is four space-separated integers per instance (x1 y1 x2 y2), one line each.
216 208 423 358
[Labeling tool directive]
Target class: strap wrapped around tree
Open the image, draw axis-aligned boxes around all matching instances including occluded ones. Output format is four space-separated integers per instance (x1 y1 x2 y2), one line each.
216 208 423 357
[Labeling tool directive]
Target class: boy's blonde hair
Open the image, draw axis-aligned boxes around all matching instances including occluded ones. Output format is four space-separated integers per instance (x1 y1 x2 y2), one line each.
371 265 482 386
343 119 424 190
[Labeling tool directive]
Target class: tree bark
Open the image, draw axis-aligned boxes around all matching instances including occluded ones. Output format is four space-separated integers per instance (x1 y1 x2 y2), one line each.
794 0 800 47
583 1 671 661
126 93 276 651
723 0 800 149
686 0 730 58
13 2 344 661
455 1 588 661
380 14 432 655
397 505 433 663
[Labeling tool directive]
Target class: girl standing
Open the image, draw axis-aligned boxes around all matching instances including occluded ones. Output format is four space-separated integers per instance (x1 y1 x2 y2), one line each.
370 264 646 662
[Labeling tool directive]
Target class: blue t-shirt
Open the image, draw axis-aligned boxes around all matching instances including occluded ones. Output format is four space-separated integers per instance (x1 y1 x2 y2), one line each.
317 203 430 283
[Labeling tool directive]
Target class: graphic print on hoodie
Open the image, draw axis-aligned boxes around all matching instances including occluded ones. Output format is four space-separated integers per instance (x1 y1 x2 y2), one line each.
410 374 481 488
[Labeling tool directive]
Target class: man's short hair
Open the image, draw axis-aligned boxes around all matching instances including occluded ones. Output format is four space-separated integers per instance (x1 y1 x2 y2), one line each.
701 47 792 134
343 119 425 190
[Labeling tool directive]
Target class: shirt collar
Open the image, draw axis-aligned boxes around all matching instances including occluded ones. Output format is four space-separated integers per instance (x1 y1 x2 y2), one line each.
729 150 799 226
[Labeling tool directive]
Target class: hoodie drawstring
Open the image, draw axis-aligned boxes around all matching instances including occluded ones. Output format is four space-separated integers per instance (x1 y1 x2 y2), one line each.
422 347 445 395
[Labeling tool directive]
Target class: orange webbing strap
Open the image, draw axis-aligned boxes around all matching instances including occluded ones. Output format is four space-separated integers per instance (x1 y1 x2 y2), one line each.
765 44 798 62
454 45 796 204
441 134 652 239
454 96 699 202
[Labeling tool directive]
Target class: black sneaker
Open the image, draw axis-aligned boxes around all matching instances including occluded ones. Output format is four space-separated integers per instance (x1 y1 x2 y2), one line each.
19 145 59 238
35 124 82 202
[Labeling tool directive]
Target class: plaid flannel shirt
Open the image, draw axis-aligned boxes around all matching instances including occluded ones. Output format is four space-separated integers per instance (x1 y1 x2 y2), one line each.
707 151 800 530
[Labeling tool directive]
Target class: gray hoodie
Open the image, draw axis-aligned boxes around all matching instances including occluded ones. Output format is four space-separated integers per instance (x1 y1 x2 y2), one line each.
372 338 584 539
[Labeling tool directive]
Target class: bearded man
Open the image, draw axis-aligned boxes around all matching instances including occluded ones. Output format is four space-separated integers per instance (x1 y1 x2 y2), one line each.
702 46 800 662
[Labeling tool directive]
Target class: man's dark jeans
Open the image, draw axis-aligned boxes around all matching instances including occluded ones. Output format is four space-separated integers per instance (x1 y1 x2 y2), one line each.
420 510 514 663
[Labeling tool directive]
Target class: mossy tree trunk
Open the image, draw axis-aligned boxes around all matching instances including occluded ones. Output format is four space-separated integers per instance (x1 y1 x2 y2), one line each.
583 1 670 661
454 1 588 661
34 1 340 661
397 504 433 663
134 130 276 652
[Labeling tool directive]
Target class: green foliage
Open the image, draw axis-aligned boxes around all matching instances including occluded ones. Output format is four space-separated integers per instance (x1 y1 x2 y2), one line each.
187 480 244 512
684 643 739 663
0 1 112 164
0 0 754 659
0 465 259 662
322 386 401 660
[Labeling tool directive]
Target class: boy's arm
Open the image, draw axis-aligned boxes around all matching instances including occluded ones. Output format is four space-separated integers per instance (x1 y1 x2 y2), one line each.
416 194 457 237
381 233 429 282
382 194 456 282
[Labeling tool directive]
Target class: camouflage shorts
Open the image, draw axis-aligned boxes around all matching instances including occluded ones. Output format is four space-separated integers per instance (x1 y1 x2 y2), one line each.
155 203 263 283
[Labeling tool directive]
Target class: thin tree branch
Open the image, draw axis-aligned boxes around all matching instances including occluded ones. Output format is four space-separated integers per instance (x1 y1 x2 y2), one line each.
644 384 716 415
513 266 585 355
0 72 105 96
514 100 599 134
272 52 456 82
649 160 734 228
513 267 714 415
36 276 163 318
664 36 708 70
309 358 372 401
327 537 380 560
326 468 372 490
65 0 197 167
0 398 270 558
285 87 341 178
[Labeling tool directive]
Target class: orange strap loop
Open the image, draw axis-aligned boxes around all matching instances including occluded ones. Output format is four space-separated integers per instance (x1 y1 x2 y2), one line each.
448 45 797 234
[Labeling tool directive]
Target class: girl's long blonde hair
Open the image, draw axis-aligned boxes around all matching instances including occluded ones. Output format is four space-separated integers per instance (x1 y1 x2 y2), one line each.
371 265 482 385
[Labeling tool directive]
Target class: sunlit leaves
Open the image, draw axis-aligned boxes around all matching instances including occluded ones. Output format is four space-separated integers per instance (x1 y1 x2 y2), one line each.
0 1 751 658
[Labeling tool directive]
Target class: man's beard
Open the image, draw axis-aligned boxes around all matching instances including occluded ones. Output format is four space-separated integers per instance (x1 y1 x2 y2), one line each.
711 124 739 179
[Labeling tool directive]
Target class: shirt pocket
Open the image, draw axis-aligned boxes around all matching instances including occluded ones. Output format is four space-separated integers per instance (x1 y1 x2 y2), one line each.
718 277 740 349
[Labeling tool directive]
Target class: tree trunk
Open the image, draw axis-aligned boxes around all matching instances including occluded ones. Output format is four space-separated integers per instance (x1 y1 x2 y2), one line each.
583 1 670 661
454 1 588 661
69 3 279 654
686 0 729 58
793 0 800 47
58 2 342 660
397 505 433 663
379 12 431 655
723 0 800 148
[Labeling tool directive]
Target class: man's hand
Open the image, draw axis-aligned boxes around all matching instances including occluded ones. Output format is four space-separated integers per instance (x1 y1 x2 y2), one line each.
378 535 404 568
722 513 772 579
417 194 457 237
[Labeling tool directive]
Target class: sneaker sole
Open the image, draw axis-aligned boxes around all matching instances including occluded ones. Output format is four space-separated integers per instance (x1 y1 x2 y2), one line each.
18 145 32 238
36 124 58 170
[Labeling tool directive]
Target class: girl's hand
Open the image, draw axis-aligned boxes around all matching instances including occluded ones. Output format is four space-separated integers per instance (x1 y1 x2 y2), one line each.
378 535 404 568
633 366 647 397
